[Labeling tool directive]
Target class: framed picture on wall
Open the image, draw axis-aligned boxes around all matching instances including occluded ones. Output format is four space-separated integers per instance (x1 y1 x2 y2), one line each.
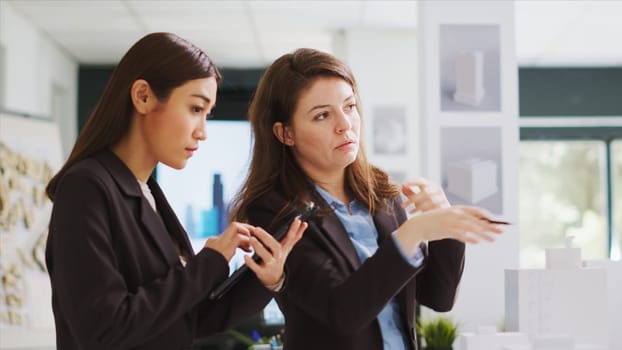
439 24 501 112
440 126 503 215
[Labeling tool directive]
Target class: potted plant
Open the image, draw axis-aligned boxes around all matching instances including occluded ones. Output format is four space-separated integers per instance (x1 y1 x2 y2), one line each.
416 316 458 350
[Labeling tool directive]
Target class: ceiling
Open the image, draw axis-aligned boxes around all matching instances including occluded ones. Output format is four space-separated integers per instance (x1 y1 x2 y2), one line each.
4 0 622 68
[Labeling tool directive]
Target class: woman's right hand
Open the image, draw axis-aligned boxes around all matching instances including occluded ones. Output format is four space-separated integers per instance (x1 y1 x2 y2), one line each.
394 205 505 256
204 222 254 261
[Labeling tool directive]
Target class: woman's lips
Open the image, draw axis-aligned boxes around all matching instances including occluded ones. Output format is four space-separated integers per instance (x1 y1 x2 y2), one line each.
336 140 356 150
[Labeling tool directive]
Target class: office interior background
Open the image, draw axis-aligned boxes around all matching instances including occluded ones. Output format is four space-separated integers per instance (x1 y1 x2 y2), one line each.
0 1 620 349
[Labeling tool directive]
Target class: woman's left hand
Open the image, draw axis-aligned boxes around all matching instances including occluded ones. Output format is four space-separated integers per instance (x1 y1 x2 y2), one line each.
244 219 308 289
401 178 450 214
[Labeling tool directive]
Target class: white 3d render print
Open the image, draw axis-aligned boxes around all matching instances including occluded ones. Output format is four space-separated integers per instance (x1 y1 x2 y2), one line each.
446 158 498 204
453 50 485 106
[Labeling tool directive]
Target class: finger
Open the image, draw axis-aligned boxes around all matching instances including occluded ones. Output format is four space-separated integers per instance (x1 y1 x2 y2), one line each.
281 221 308 252
409 193 444 212
402 190 437 210
403 178 431 190
444 215 494 243
401 183 417 197
237 234 253 252
414 202 436 212
415 195 448 212
457 232 481 244
455 218 497 243
401 181 426 202
244 255 281 288
461 206 494 221
427 187 450 208
410 193 433 207
460 231 485 244
243 254 264 276
480 222 505 235
459 207 505 234
471 230 496 242
252 226 280 256
249 236 275 263
224 222 253 238
279 219 302 246
461 221 497 242
400 185 417 209
476 218 505 234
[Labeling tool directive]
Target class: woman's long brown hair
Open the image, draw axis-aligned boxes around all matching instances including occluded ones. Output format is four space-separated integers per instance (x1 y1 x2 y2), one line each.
46 32 221 201
230 48 398 225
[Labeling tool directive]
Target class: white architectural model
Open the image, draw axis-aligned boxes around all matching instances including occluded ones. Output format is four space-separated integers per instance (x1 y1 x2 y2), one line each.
582 260 622 350
456 326 530 350
453 50 485 106
446 158 498 203
504 244 608 350
459 243 618 350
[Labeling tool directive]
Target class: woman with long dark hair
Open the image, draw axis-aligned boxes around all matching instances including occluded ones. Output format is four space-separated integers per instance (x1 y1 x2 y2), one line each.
46 33 307 350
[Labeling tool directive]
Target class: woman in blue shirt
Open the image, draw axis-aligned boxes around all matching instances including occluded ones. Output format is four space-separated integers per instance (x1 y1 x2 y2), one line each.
230 48 504 350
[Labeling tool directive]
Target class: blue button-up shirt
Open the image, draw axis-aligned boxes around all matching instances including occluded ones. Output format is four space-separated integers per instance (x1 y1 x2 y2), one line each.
316 186 424 350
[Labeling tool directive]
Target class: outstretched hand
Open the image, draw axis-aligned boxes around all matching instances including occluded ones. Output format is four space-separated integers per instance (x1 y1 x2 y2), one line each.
395 205 505 256
401 178 450 214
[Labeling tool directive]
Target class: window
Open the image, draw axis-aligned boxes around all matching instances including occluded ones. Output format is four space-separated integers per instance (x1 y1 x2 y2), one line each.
519 140 608 267
518 67 622 267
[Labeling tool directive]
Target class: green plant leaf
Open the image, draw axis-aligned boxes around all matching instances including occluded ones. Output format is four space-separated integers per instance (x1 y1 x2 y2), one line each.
417 317 458 347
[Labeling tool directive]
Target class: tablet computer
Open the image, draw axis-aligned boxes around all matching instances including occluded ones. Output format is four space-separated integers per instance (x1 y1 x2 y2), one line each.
209 202 319 300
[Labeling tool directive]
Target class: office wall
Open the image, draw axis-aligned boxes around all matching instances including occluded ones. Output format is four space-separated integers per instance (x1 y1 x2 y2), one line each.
336 28 421 180
0 1 78 157
417 0 519 331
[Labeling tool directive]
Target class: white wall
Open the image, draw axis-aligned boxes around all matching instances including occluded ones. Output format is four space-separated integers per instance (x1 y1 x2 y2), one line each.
417 0 520 331
0 1 78 157
335 27 421 180
0 3 77 348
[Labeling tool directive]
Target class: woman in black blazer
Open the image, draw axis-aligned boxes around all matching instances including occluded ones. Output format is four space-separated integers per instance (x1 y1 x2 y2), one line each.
230 48 505 350
45 33 307 350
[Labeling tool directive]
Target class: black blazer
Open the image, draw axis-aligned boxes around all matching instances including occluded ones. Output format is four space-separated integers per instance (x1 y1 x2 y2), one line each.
46 150 272 350
248 190 465 350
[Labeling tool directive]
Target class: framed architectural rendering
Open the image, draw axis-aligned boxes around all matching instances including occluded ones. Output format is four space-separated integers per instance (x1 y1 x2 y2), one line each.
439 24 501 112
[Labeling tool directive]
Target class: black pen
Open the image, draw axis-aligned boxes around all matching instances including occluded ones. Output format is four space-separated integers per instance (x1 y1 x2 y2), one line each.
484 218 511 225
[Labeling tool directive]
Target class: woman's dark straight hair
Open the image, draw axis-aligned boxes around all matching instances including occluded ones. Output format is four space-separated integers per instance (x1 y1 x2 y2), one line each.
46 32 221 201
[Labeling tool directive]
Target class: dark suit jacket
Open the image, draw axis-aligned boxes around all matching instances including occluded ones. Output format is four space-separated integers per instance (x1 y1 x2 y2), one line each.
248 190 465 350
46 150 272 350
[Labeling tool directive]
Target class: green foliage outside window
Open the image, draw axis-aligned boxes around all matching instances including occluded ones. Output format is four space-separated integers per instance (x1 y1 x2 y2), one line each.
519 141 608 267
